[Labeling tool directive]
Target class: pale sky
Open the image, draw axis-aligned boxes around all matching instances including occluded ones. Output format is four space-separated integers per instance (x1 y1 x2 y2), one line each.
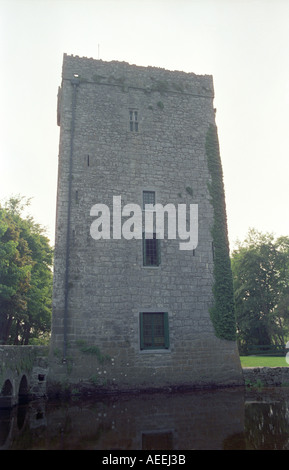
1 0 289 250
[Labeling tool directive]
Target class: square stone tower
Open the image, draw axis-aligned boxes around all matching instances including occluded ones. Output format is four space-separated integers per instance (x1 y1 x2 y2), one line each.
49 53 243 392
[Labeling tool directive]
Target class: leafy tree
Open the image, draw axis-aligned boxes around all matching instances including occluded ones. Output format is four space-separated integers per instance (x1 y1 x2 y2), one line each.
0 196 53 344
231 229 289 353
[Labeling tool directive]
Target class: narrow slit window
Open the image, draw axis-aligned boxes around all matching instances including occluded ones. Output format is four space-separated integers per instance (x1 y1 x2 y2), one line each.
143 232 160 267
134 111 138 131
143 191 155 209
129 109 138 131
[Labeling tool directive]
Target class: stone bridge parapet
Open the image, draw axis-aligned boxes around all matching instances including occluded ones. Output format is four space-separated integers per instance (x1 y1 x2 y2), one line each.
0 346 48 408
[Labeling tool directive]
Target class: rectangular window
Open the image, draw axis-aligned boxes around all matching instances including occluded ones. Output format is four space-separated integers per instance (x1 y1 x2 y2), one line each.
129 109 138 131
143 232 160 266
140 312 169 350
143 190 155 209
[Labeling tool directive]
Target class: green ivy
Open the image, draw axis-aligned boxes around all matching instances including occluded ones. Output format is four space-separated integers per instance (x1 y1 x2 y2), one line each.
76 340 110 364
205 124 236 341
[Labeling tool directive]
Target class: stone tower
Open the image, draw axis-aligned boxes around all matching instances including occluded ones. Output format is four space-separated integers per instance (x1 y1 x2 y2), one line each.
49 53 243 391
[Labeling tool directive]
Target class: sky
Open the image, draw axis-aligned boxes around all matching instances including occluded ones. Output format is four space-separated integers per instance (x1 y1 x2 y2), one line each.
1 0 289 250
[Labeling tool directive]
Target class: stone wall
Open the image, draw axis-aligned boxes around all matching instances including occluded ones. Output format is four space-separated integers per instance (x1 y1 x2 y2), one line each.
243 367 289 387
49 54 243 391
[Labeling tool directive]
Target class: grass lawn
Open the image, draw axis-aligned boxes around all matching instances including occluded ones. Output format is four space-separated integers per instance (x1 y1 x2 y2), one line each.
240 356 289 367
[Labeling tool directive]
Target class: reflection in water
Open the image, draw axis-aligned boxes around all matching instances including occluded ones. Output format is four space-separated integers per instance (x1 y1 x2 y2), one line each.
0 401 29 449
0 408 12 448
1 387 289 450
245 399 289 450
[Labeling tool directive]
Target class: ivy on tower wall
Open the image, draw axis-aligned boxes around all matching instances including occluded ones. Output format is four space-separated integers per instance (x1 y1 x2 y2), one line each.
206 124 236 341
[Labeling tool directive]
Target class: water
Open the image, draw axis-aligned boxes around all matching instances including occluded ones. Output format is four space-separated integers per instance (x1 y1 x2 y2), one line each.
1 387 289 450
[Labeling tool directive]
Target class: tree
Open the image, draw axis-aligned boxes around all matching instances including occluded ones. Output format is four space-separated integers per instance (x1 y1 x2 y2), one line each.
231 229 289 353
0 196 53 344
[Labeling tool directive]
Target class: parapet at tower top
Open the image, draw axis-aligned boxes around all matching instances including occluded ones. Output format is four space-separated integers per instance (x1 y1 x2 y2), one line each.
61 53 215 98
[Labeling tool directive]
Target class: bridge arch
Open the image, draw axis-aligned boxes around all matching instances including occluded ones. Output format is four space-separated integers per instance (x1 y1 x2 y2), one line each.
0 379 14 408
18 375 29 404
1 379 13 397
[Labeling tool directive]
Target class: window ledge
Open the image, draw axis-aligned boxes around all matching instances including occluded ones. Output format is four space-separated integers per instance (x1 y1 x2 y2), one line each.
142 266 161 269
139 349 171 354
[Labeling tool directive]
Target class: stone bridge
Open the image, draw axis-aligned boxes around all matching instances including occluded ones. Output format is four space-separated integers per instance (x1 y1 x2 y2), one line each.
0 346 48 408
